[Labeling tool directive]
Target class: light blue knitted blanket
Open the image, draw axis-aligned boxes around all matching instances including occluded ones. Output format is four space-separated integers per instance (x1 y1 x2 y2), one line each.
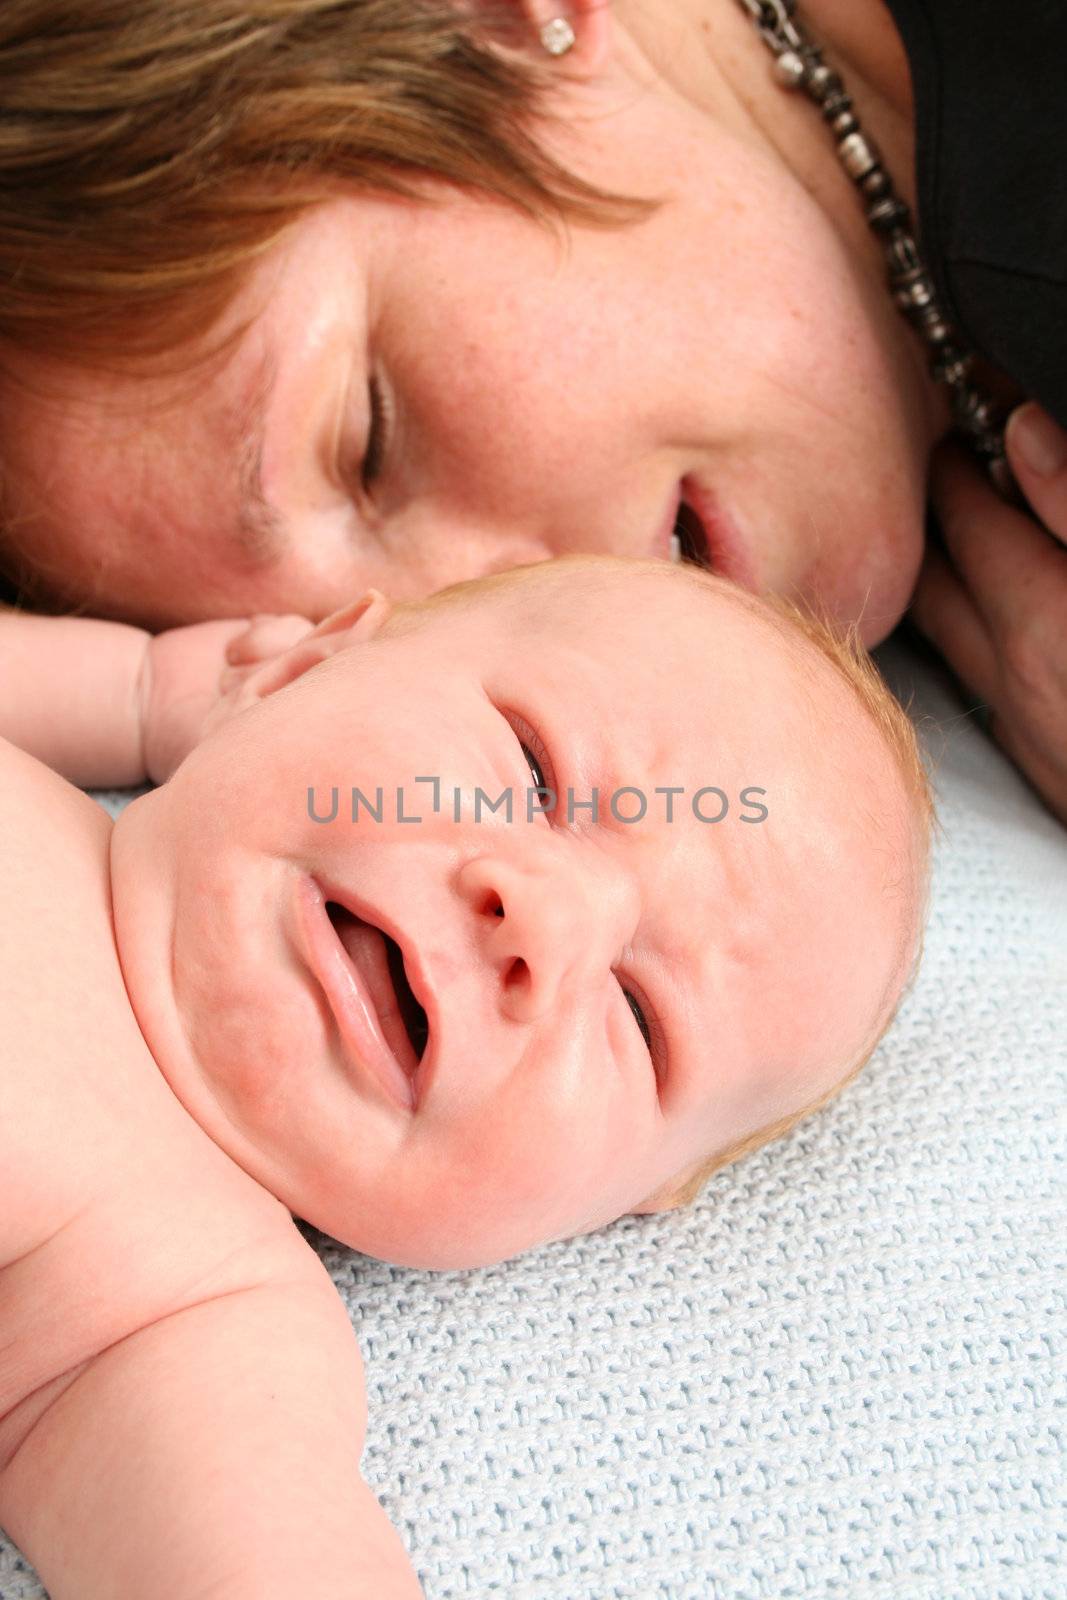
2 632 1064 1599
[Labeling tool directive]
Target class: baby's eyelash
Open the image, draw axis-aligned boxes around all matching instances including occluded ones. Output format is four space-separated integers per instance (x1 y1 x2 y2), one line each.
619 976 667 1083
625 988 651 1049
501 709 558 815
498 703 666 1088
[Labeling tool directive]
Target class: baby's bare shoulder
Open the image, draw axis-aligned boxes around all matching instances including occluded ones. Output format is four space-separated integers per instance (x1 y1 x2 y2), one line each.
0 736 208 1259
0 736 129 1257
0 740 306 1447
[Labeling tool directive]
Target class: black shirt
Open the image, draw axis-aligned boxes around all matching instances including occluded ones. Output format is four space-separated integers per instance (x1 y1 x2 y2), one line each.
881 0 1067 426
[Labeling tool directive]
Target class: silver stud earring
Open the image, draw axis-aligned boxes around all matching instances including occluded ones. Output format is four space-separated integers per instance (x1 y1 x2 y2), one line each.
540 17 576 57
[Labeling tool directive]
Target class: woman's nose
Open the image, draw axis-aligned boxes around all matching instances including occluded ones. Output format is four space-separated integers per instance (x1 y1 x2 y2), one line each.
456 846 640 1024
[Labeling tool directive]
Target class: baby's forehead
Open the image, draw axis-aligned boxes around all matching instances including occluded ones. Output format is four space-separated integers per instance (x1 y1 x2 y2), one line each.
465 560 784 662
464 558 922 1018
407 562 906 790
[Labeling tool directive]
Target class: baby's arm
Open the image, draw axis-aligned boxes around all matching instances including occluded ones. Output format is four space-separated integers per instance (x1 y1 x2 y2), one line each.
0 605 311 788
0 1264 424 1599
0 605 155 787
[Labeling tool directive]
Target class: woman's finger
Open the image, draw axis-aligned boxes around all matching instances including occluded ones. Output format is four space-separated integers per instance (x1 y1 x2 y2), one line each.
1005 403 1067 548
908 542 998 711
928 441 1066 641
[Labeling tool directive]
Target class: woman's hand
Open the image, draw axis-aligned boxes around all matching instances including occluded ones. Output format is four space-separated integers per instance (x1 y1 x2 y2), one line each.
142 613 314 784
908 405 1067 828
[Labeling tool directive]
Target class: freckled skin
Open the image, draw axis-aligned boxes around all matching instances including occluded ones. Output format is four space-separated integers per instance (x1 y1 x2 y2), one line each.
0 2 940 641
110 559 917 1270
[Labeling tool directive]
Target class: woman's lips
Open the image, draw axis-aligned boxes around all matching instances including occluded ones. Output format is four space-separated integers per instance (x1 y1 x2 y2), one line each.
661 475 757 590
294 874 417 1111
658 484 684 562
680 475 757 590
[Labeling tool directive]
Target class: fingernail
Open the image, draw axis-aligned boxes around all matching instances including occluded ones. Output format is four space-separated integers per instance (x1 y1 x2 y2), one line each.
1007 402 1067 477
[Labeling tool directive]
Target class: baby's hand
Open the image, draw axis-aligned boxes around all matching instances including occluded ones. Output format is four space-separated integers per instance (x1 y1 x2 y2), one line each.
142 613 314 784
222 612 319 671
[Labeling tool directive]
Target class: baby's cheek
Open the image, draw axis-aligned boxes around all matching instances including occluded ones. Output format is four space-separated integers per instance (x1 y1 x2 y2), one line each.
499 1039 649 1222
185 978 295 1118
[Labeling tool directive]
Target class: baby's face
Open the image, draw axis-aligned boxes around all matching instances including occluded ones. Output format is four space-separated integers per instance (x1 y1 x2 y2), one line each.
111 559 918 1268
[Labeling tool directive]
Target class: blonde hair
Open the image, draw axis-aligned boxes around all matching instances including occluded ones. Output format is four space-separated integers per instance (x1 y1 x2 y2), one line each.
658 957 926 1211
0 0 640 372
652 576 936 1212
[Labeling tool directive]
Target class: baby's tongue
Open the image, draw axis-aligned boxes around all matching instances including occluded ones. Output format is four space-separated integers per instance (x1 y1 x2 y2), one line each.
331 910 420 1079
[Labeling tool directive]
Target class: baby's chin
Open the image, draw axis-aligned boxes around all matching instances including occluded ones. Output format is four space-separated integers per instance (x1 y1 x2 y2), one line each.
303 1209 559 1274
300 1146 643 1273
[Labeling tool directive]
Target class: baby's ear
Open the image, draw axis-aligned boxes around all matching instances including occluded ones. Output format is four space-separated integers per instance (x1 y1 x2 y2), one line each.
309 590 392 646
238 591 392 702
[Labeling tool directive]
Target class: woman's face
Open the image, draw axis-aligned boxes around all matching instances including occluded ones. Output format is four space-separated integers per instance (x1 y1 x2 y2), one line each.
0 13 936 642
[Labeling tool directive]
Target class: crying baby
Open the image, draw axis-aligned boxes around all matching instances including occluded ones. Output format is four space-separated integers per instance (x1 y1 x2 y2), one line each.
0 555 931 1597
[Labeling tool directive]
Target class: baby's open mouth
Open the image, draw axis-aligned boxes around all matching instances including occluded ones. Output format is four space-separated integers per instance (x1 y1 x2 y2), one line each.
326 903 430 1074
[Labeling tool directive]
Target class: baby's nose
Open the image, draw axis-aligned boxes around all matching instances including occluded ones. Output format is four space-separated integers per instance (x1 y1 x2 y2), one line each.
456 847 639 1024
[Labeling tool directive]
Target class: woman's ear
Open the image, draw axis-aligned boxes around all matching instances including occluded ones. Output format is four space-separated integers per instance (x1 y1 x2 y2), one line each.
472 0 612 75
240 590 392 701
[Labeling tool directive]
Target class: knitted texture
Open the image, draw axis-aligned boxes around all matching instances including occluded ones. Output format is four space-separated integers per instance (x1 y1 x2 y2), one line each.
2 633 1064 1599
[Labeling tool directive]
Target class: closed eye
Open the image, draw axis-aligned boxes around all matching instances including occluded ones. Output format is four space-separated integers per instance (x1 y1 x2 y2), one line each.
499 707 558 819
521 743 546 792
618 976 667 1087
497 703 666 1085
361 373 392 489
625 988 651 1048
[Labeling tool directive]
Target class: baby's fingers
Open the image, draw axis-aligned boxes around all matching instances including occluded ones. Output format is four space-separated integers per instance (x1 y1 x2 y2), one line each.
217 661 259 696
224 612 315 666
